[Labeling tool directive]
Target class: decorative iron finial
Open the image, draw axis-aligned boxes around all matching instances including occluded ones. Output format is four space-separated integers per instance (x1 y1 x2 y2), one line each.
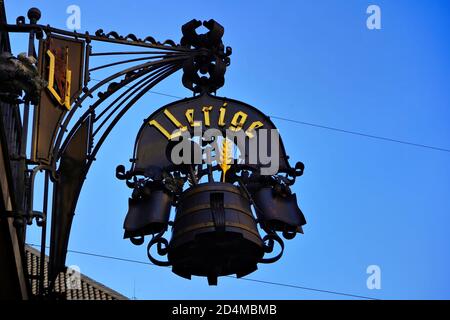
181 19 232 94
27 7 41 24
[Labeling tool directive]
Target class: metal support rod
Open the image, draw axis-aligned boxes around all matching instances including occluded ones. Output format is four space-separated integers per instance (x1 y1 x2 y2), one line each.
88 54 183 72
20 10 38 158
20 103 30 160
90 50 187 56
19 10 39 229
93 63 178 136
20 105 30 224
86 65 182 170
0 23 196 52
38 171 49 296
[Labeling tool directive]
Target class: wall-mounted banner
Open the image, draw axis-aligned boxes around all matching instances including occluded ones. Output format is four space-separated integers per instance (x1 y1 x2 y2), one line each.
31 35 84 164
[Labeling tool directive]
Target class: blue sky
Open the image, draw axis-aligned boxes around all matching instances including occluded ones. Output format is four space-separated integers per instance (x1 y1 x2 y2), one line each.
6 0 450 299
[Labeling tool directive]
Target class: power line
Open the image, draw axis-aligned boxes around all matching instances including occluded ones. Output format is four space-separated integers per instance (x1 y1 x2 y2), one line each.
88 80 450 154
224 276 378 300
269 115 450 153
68 248 154 266
26 243 378 300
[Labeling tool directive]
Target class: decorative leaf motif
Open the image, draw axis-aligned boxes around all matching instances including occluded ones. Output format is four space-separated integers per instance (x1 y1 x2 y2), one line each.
125 34 140 42
95 29 105 37
162 39 176 47
219 138 233 182
106 31 123 40
92 29 181 47
143 36 157 44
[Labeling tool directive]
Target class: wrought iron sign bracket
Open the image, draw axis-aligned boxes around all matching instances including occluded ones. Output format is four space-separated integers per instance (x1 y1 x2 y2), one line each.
1 6 308 294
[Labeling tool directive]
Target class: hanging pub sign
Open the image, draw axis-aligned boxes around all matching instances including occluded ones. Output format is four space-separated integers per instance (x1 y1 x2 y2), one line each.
31 35 85 165
116 93 306 285
13 17 308 288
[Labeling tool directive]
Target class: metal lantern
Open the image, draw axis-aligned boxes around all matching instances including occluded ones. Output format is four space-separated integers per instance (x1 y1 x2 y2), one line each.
253 187 306 239
123 188 172 245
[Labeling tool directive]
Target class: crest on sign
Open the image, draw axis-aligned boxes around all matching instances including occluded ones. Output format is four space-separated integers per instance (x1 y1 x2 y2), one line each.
46 41 72 110
31 35 84 164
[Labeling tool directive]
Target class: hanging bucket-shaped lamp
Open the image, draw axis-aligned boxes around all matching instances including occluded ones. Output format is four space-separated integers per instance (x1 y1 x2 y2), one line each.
169 183 264 285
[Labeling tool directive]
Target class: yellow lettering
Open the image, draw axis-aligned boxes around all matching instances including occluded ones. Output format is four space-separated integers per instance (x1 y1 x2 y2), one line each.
164 109 187 131
202 106 213 126
218 103 227 127
230 111 248 131
185 108 201 127
149 119 182 140
46 48 72 110
245 121 264 138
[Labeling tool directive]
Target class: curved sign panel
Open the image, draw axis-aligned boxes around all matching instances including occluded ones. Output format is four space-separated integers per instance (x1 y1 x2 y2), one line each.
117 94 306 285
131 94 294 178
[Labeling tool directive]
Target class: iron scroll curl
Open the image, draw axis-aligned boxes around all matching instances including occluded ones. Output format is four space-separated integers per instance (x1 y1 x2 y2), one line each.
147 231 171 267
259 232 285 264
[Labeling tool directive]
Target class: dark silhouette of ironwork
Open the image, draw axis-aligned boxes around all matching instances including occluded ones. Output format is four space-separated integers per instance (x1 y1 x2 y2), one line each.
1 7 307 294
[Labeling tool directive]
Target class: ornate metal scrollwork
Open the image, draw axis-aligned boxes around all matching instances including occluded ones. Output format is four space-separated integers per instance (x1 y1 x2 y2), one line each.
259 232 285 264
94 28 180 47
147 230 171 267
180 19 232 94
